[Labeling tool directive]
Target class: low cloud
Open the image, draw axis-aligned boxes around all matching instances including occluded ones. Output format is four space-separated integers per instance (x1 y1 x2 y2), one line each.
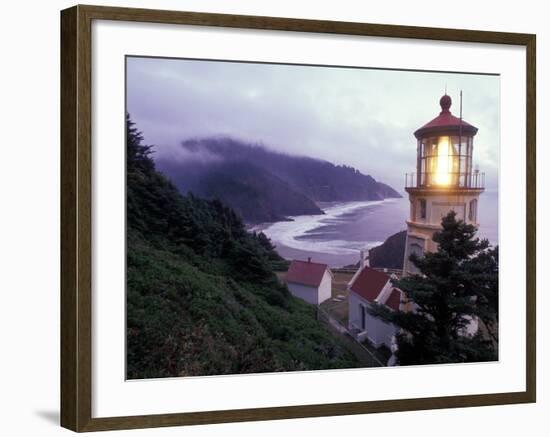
127 57 500 191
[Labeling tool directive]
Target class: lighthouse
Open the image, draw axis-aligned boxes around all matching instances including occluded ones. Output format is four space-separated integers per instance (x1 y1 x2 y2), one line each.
403 93 484 275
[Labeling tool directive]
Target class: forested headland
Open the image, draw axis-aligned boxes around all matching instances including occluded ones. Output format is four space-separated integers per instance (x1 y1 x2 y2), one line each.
125 115 360 379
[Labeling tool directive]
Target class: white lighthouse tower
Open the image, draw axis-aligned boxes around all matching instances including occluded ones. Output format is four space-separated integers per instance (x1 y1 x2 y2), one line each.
403 93 484 275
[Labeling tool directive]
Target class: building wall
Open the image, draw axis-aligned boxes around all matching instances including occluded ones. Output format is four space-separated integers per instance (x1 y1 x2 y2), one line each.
318 270 332 304
348 291 397 349
365 305 398 348
287 270 332 305
287 282 319 305
348 291 364 330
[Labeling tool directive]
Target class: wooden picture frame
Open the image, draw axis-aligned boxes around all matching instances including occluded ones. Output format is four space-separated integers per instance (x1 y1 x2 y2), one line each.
60 4 536 432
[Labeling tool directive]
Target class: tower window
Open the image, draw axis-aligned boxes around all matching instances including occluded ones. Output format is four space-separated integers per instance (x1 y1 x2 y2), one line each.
469 199 478 222
409 242 424 274
419 199 427 219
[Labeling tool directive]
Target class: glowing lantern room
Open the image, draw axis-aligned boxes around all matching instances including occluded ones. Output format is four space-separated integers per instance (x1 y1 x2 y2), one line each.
407 93 484 189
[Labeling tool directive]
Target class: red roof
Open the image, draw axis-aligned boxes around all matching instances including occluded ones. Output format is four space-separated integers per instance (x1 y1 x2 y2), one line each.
385 288 402 311
414 94 477 139
286 259 329 288
418 111 474 131
349 266 390 302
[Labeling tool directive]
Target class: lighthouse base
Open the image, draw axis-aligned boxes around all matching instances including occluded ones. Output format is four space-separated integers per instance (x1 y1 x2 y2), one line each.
402 188 483 276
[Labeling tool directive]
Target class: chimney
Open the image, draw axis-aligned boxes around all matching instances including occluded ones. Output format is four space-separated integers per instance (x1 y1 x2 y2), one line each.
307 257 311 263
359 250 365 269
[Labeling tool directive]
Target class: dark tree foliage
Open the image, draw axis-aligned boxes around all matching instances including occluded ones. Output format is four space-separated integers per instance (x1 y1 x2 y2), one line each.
127 113 154 171
369 230 407 270
368 211 498 365
125 114 358 378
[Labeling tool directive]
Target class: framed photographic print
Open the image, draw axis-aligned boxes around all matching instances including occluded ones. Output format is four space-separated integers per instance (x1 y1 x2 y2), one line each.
60 4 536 432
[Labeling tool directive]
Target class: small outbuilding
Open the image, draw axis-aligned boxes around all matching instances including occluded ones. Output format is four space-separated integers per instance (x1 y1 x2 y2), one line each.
285 258 333 305
347 265 404 349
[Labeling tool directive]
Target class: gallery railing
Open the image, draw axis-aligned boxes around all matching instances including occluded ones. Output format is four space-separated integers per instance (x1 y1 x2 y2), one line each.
404 171 485 189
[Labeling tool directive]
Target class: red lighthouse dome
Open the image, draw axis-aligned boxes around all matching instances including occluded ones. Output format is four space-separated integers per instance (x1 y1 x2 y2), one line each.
414 93 478 140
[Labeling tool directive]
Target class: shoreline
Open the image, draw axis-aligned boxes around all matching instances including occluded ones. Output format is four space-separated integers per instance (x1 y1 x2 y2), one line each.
254 198 402 268
248 192 498 268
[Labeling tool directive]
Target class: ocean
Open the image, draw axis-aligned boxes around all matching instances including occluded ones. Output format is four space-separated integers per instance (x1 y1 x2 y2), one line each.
258 191 499 268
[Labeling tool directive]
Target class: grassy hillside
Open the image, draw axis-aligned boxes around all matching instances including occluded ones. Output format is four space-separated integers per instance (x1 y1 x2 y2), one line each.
126 115 359 379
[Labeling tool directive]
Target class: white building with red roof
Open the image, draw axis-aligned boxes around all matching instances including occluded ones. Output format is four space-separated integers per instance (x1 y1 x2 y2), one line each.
285 258 333 305
347 264 404 349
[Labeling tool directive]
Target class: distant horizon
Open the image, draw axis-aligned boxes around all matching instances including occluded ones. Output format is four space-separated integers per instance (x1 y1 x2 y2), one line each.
127 56 500 192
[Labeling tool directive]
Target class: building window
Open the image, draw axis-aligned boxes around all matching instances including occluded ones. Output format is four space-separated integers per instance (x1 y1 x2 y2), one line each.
469 199 478 222
419 199 427 219
409 242 424 274
410 243 424 258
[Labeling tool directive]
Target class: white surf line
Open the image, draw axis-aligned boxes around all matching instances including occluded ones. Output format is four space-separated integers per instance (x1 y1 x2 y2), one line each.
261 199 389 255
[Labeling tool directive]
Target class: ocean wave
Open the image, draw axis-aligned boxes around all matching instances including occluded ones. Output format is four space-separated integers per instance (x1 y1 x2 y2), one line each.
261 199 391 255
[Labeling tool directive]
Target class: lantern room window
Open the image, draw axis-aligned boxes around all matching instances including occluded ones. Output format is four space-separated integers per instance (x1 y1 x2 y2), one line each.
418 135 472 188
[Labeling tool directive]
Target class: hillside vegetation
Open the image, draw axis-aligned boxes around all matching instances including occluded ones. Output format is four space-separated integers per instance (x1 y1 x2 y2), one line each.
369 230 407 270
159 137 401 223
197 161 323 222
126 115 359 379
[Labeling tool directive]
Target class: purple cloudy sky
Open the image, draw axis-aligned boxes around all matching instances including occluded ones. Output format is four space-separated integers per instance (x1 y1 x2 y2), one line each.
126 56 500 191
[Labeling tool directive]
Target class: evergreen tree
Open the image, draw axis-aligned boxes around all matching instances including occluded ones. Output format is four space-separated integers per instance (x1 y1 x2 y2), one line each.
368 211 498 365
127 113 154 171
